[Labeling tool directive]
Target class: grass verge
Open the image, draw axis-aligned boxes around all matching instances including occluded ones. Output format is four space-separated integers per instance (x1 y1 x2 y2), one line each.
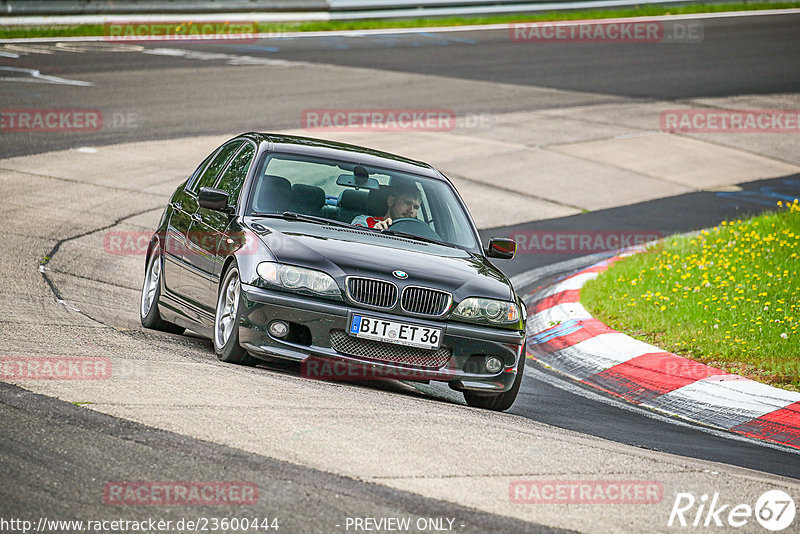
581 200 800 391
1 2 799 39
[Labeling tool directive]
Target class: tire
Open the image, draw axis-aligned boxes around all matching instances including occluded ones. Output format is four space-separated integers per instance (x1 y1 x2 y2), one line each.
140 241 185 335
214 264 259 366
464 344 526 411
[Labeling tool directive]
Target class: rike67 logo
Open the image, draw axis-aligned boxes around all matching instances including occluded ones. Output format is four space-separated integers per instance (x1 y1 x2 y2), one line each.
668 490 795 531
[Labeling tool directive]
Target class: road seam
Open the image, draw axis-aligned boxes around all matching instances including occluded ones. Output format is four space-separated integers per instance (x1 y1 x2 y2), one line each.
0 166 170 195
39 205 161 305
443 170 584 211
542 142 699 190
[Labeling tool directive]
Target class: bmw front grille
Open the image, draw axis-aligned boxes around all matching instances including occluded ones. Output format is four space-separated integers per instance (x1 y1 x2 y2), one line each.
346 277 398 309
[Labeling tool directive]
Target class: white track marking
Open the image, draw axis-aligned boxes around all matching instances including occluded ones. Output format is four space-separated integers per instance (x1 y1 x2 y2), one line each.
528 302 593 331
1 9 799 43
541 333 662 379
648 376 800 429
0 66 92 86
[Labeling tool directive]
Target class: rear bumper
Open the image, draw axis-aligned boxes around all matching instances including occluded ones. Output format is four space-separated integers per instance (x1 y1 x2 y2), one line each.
239 284 525 393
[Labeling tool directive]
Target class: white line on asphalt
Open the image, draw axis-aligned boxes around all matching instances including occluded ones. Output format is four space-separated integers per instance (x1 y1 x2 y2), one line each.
0 12 330 26
141 47 311 66
3 5 800 27
1 8 799 43
56 298 82 312
524 364 800 455
0 65 92 85
327 5 800 21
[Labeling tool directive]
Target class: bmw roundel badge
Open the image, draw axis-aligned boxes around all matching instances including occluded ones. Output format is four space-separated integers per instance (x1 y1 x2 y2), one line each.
392 270 408 279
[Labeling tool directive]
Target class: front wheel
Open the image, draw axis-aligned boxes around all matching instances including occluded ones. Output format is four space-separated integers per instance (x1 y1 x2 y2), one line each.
464 345 526 411
214 265 258 366
140 241 184 335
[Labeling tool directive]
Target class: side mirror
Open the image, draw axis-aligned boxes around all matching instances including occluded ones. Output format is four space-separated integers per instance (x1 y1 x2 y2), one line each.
486 237 517 259
198 187 231 212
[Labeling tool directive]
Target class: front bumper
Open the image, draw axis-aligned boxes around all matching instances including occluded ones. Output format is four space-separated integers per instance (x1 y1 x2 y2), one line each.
239 284 525 393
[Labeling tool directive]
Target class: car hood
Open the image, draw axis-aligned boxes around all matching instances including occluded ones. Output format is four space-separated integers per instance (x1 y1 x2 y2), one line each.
248 219 513 301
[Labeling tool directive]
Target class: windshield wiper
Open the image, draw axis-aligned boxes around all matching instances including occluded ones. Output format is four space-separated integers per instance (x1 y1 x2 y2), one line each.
251 211 354 229
379 229 452 247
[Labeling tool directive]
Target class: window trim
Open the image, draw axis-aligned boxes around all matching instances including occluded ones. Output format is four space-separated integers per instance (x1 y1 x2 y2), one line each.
184 151 217 194
213 140 257 208
186 139 245 197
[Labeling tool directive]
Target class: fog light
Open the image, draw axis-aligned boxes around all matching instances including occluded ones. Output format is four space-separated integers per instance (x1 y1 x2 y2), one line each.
269 320 289 338
485 356 503 373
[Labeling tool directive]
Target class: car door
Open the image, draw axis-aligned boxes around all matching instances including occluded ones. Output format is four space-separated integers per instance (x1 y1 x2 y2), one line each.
185 140 255 315
162 151 214 298
174 139 243 317
209 140 257 285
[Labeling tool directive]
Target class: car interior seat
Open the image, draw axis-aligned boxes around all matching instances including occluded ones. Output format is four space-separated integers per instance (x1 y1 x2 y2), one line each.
254 175 292 214
366 186 390 218
338 189 369 223
291 184 326 217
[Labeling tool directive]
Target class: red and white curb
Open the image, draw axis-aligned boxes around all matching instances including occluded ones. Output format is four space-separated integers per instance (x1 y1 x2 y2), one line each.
524 253 800 450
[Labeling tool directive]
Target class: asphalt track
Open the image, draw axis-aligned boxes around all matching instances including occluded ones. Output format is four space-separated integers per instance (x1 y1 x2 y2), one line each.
233 14 800 99
2 11 800 532
2 13 799 157
0 382 549 533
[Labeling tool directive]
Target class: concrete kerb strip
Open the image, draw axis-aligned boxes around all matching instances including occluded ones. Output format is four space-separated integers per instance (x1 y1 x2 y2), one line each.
4 5 800 27
3 8 800 42
520 243 800 451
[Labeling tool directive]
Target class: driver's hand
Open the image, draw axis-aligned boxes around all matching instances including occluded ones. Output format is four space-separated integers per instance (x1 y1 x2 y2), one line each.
374 218 392 231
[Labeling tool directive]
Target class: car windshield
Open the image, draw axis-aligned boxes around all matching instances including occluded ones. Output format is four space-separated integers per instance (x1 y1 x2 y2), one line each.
246 152 480 251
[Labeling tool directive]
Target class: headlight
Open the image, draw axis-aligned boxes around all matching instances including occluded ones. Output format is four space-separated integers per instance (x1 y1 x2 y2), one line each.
452 297 520 325
256 262 340 299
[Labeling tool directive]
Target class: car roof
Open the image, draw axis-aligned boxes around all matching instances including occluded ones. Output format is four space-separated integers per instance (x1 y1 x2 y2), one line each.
239 132 444 180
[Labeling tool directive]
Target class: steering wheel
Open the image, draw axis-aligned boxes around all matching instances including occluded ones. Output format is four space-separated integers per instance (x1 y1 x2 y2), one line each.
389 218 441 241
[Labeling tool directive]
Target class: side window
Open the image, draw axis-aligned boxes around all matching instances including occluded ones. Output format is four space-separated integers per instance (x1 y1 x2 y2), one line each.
215 143 255 206
186 151 215 189
414 183 431 224
190 140 243 194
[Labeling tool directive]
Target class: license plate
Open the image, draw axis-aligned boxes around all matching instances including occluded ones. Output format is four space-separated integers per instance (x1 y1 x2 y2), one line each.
349 314 442 350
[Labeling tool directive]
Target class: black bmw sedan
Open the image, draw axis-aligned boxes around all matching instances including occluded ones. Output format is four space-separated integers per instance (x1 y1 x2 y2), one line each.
140 133 526 410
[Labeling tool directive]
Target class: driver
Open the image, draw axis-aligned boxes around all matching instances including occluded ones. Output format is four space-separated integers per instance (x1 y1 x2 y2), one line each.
351 183 421 231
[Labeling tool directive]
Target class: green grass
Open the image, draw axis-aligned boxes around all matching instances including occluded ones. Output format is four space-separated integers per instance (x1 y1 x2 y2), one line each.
1 2 799 39
581 200 800 391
